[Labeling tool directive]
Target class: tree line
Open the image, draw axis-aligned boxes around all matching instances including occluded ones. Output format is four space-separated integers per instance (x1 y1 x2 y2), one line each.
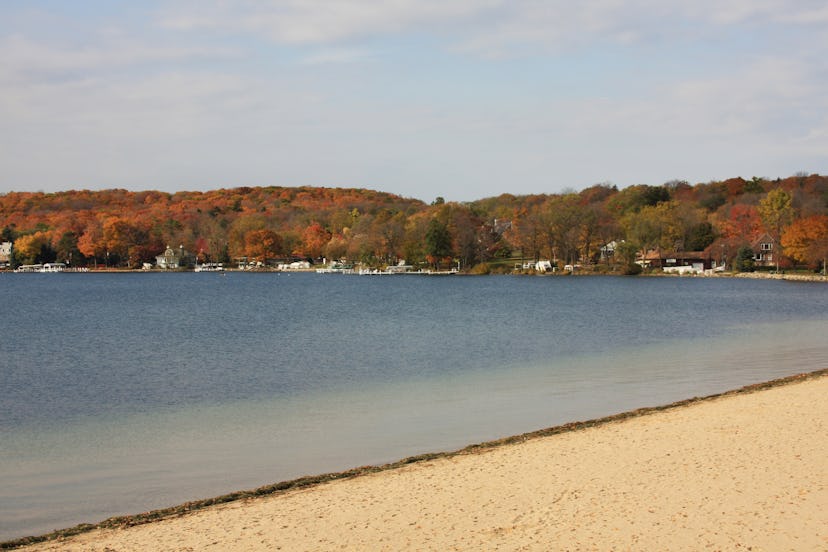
1 174 827 272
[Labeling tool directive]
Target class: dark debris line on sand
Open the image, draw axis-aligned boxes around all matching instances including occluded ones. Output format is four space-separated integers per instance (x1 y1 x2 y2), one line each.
3 368 827 550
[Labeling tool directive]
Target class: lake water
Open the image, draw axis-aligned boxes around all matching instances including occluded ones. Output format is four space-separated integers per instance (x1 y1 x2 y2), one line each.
1 273 827 541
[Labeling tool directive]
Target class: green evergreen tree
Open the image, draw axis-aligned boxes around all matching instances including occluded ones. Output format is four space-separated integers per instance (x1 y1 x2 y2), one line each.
733 245 756 272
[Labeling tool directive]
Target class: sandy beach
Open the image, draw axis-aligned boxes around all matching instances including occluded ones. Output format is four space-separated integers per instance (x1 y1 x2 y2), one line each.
14 371 828 551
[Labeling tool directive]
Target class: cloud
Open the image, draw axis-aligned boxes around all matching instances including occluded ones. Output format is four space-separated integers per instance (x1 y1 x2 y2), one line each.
1 1 825 197
0 33 236 84
777 5 828 24
157 0 828 56
0 65 309 191
667 57 825 139
547 55 828 148
159 0 492 44
298 47 374 65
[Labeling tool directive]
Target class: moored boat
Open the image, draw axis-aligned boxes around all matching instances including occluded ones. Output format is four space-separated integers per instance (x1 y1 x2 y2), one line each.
194 262 225 272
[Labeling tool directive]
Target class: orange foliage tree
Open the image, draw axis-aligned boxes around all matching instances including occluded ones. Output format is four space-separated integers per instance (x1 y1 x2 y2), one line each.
781 215 828 271
298 222 331 259
718 204 762 242
76 218 105 265
244 229 283 265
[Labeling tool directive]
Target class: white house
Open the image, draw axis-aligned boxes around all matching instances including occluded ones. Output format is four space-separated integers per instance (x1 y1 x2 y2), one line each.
535 260 554 272
156 245 189 269
0 241 11 268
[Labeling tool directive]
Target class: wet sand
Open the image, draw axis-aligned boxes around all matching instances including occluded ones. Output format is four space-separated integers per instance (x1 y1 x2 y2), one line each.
16 372 828 551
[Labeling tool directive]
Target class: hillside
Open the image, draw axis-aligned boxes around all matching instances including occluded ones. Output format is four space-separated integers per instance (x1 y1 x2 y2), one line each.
2 175 827 272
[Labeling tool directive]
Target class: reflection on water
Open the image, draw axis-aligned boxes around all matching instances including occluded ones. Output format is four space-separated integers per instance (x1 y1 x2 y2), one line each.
1 274 827 540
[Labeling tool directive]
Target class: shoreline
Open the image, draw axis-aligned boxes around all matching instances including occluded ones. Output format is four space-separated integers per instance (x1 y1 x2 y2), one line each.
5 368 827 550
3 267 827 281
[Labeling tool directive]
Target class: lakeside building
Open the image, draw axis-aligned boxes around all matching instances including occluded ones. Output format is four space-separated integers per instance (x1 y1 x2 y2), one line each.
600 240 621 262
155 245 194 269
640 249 714 271
751 233 775 268
0 241 11 269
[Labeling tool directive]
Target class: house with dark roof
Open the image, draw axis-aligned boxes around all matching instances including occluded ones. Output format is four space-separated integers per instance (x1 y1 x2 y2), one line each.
751 233 775 268
640 249 714 271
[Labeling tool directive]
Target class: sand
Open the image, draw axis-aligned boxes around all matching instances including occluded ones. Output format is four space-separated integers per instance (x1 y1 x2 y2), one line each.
17 373 828 551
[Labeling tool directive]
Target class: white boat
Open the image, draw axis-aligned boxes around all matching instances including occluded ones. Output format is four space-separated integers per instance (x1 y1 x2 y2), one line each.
15 264 43 273
13 263 67 273
194 262 225 272
315 262 354 274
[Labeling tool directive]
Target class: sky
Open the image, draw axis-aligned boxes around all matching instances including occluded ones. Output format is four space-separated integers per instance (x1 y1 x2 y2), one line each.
1 1 827 202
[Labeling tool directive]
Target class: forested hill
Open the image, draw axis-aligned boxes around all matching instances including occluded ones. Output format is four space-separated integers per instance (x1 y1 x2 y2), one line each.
0 186 426 267
2 174 828 271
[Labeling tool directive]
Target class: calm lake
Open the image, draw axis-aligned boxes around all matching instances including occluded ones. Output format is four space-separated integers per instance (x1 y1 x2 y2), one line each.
1 273 827 541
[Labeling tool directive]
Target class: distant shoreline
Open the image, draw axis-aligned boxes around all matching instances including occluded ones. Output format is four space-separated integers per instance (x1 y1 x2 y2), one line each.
3 267 827 282
5 368 826 550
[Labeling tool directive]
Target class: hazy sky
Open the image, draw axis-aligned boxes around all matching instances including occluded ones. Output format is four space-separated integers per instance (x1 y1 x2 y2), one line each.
1 1 826 202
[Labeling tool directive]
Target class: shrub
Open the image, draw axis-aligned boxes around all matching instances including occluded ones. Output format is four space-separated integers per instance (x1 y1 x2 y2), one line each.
622 263 643 275
469 263 491 275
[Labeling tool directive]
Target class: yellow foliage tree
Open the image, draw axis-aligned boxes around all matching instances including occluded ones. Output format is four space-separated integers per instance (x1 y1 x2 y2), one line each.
14 231 52 264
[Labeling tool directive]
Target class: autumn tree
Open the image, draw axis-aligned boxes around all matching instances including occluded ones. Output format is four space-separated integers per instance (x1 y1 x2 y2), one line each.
577 203 605 264
781 215 828 272
429 204 484 269
606 184 670 216
759 188 795 239
345 225 382 264
77 218 106 268
759 188 795 271
102 217 148 267
147 218 178 251
579 182 618 205
329 209 355 235
299 222 331 259
13 231 54 264
424 218 453 268
401 212 430 266
323 235 348 262
227 215 267 258
244 229 283 266
543 194 584 265
621 202 681 260
342 212 383 264
696 182 727 212
509 207 544 262
376 211 407 264
716 203 762 244
197 217 230 263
